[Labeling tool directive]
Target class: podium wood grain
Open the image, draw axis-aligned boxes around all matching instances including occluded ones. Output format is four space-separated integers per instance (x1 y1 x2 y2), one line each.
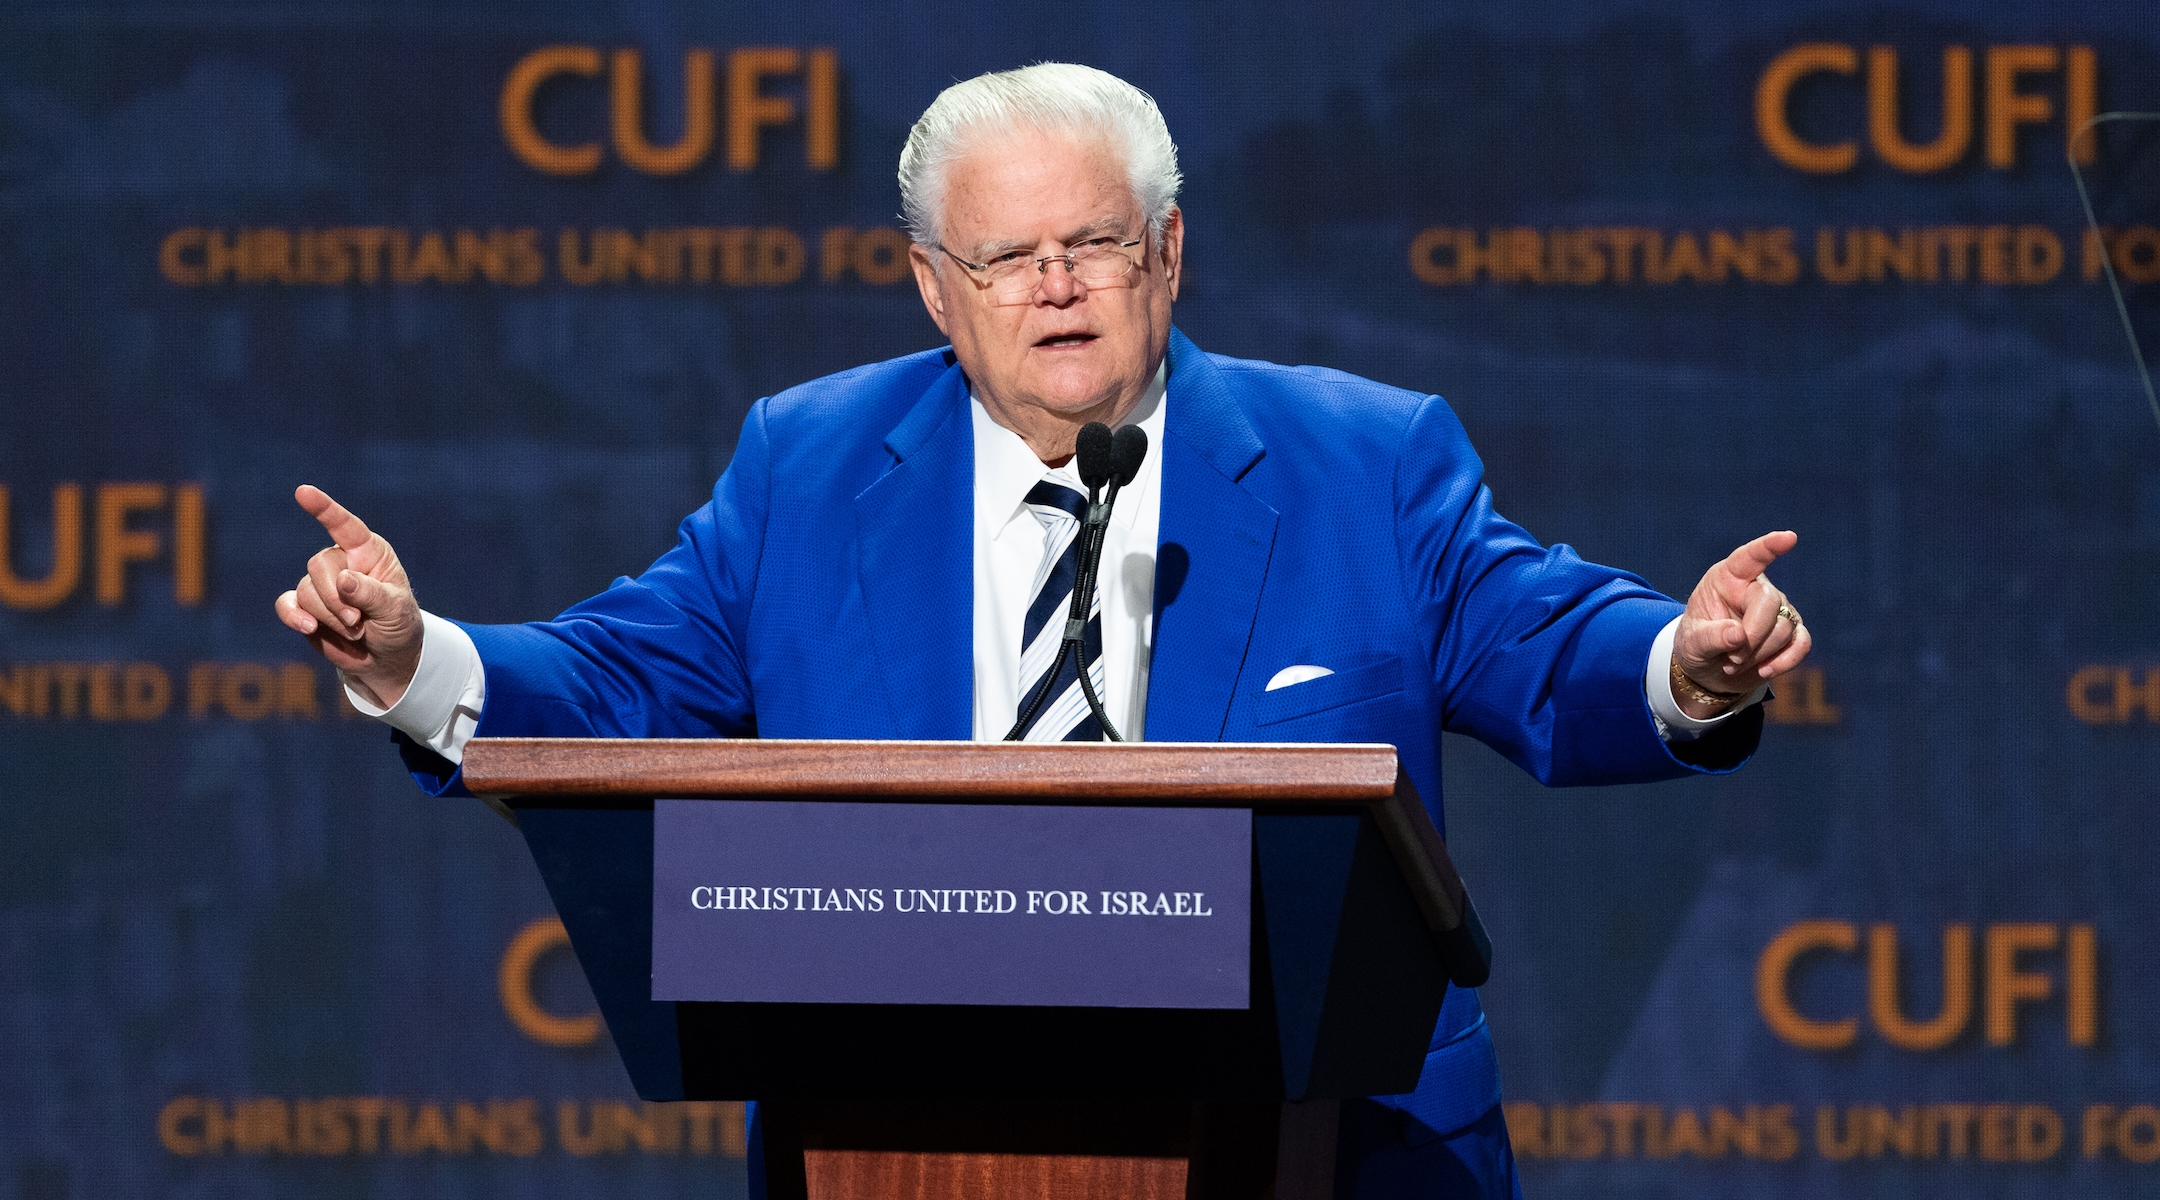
461 737 1397 801
766 1099 1328 1200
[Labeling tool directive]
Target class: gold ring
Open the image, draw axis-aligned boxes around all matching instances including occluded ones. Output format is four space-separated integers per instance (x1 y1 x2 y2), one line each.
1777 603 1800 627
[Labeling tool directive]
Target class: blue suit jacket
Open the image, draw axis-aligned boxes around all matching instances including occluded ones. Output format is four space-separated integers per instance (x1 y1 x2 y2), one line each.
404 328 1757 1176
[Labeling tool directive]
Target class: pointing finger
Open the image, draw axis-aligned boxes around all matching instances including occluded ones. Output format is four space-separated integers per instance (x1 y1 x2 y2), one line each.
1718 530 1799 586
296 484 375 553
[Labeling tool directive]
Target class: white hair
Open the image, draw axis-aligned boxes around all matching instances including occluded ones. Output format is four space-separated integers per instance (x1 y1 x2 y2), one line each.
898 63 1183 250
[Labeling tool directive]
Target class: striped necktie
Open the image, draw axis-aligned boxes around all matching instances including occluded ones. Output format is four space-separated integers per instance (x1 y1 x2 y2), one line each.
1012 475 1106 742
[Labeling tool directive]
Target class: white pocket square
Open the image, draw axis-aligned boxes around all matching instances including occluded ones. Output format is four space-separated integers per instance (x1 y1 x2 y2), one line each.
1264 664 1335 692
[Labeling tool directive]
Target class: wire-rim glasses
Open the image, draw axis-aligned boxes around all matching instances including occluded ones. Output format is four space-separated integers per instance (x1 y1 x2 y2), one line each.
938 235 1146 306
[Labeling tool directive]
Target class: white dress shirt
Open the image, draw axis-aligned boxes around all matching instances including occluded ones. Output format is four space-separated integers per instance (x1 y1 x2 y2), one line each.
970 366 1166 741
350 365 1754 759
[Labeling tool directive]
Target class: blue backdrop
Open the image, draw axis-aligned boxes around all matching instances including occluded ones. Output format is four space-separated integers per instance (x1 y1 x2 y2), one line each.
1 2 2155 1197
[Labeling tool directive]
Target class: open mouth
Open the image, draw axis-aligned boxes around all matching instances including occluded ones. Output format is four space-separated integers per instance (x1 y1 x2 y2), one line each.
1034 333 1098 348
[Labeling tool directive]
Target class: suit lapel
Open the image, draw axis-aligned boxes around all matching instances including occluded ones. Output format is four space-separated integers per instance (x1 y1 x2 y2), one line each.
854 360 975 739
1147 331 1280 742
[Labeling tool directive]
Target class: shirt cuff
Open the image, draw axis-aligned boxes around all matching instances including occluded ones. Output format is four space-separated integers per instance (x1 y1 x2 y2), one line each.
1645 615 1769 742
342 610 486 764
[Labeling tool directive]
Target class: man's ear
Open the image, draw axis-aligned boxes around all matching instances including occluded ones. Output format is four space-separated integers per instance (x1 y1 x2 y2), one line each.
909 243 950 336
1158 207 1185 302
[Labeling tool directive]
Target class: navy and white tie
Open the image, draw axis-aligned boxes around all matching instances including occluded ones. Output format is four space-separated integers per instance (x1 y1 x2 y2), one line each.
1012 475 1106 741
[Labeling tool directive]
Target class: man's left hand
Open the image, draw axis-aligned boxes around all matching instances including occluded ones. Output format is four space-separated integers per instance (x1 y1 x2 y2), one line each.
1671 530 1810 720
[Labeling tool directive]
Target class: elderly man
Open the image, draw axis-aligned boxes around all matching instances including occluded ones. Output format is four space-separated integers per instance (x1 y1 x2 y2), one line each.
278 63 1807 1200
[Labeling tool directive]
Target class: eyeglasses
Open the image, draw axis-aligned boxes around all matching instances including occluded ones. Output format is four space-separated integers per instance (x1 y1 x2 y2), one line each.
938 235 1146 306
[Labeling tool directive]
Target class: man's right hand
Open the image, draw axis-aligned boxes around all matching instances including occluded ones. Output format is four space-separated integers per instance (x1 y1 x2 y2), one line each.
274 485 423 710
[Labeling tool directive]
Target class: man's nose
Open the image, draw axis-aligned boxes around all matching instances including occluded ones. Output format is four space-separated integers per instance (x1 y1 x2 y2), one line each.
1034 257 1082 304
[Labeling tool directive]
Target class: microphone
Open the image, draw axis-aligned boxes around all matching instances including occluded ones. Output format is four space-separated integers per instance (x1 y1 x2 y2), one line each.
1066 422 1146 740
1109 424 1147 490
1075 422 1115 490
1004 421 1149 742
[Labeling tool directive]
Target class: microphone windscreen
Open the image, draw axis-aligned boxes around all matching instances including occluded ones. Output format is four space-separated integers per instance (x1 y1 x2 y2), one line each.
1075 422 1115 489
1110 424 1149 486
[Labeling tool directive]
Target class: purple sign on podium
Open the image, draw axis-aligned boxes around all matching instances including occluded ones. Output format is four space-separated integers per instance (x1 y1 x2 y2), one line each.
651 799 1251 1008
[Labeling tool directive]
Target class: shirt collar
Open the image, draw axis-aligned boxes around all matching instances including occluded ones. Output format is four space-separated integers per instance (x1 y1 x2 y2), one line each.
1114 362 1168 532
971 361 1168 537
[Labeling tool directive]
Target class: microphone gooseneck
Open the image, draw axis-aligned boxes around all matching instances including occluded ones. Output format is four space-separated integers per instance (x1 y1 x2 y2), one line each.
1065 424 1149 739
1003 421 1148 742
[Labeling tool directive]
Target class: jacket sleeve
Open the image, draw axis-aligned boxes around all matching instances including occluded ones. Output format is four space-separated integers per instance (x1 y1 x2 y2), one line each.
1394 394 1758 785
399 399 774 796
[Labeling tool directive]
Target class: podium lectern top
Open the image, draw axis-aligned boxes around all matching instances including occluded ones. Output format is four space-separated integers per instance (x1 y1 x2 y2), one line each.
462 737 1399 802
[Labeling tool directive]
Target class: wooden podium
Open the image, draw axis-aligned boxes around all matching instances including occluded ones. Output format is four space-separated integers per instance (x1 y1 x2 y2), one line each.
462 738 1489 1200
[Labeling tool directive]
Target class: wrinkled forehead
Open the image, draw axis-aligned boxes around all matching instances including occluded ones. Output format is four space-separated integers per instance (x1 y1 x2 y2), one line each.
937 126 1142 253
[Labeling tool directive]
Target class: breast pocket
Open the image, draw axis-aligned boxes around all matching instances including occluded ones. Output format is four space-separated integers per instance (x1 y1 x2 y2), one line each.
1253 656 1405 727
